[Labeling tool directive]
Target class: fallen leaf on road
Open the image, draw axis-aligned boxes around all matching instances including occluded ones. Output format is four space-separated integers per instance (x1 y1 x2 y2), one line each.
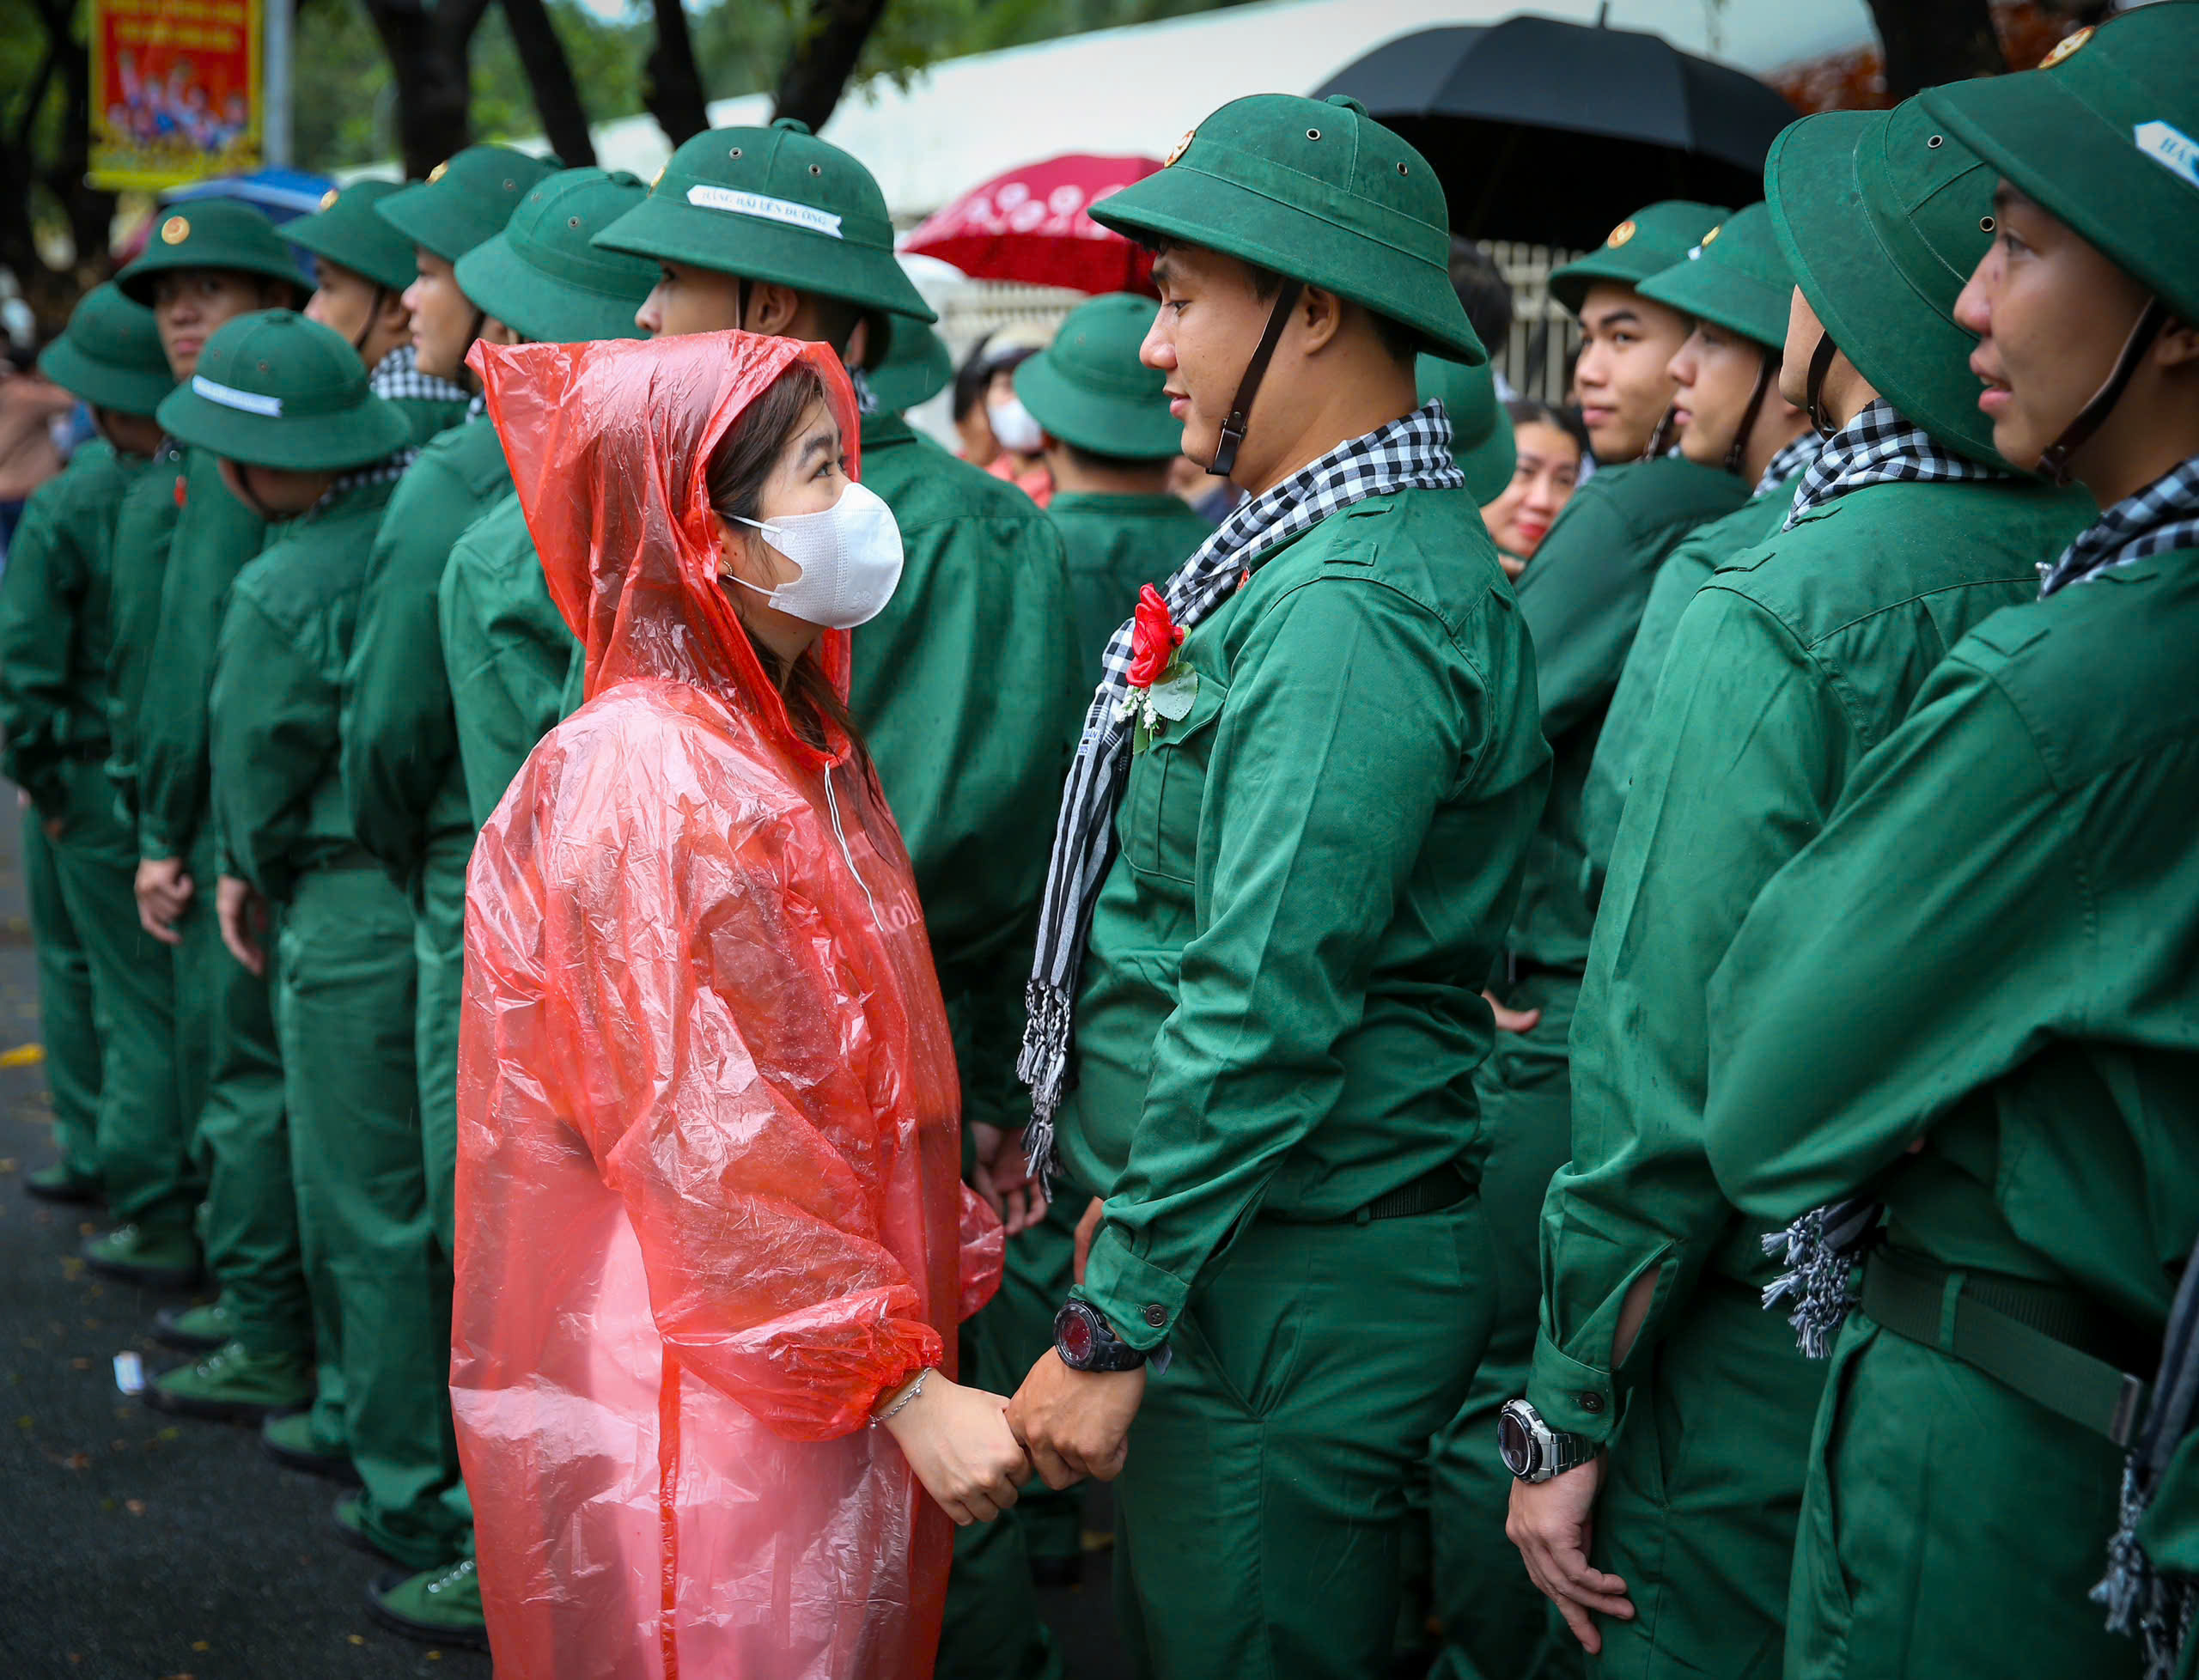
125 1498 146 1515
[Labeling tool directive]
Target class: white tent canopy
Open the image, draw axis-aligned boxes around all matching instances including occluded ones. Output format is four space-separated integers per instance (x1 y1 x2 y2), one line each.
362 0 1874 222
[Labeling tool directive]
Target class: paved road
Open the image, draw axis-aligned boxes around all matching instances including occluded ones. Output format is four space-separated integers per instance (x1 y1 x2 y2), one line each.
0 804 1121 1677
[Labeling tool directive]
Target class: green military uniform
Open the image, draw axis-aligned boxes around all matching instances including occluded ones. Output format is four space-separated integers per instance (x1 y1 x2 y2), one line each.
598 125 1079 1676
168 312 467 1566
439 493 576 827
1703 16 2199 1675
291 178 475 446
1531 100 2097 1678
1431 207 1737 1674
94 205 307 1289
346 166 651 1259
0 287 177 1201
1039 95 1547 1678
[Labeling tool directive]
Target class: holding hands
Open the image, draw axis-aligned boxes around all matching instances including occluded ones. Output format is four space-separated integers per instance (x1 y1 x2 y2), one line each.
878 1372 1032 1526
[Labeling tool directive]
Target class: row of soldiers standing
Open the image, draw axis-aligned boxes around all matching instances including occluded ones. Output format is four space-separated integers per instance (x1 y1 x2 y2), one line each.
0 125 1228 1663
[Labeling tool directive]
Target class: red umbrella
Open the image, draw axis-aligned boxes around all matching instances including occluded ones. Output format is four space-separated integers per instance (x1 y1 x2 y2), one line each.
902 154 1161 295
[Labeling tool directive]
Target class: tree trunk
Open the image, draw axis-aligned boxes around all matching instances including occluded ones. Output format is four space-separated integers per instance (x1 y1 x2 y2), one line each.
644 0 711 148
771 0 892 134
500 0 597 167
3 0 114 307
361 0 495 179
1866 0 2006 101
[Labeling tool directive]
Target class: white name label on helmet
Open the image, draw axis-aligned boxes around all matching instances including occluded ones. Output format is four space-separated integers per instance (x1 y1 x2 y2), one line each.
191 374 283 417
2135 121 2199 193
686 185 844 239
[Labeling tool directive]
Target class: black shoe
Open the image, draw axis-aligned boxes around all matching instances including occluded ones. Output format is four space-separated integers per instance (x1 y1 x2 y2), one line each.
366 1561 490 1652
261 1411 361 1486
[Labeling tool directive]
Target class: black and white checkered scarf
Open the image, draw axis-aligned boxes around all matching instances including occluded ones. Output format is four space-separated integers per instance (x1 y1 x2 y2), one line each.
369 344 471 473
2040 455 2199 597
1783 399 2005 533
1018 402 1466 1181
1755 431 1822 499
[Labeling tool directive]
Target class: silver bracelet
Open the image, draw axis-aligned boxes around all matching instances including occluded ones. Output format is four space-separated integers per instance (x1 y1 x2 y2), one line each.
871 1367 930 1427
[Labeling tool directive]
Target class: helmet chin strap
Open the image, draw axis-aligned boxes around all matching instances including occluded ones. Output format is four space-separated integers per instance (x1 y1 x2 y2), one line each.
1724 351 1778 477
2036 296 2169 486
1207 279 1305 478
1805 332 1844 438
1638 405 1678 463
351 286 386 356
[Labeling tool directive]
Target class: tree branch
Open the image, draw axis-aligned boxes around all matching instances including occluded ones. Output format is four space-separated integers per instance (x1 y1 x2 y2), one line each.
1865 0 2005 101
771 0 891 134
498 0 598 166
644 0 710 147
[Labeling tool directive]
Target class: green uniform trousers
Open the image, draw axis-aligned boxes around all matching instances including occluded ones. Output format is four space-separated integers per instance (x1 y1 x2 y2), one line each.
1430 971 1581 1680
22 809 103 1178
277 863 463 1569
193 834 304 1357
1591 1277 1820 1679
415 826 469 1256
1112 1197 1492 1680
1788 1313 2135 1680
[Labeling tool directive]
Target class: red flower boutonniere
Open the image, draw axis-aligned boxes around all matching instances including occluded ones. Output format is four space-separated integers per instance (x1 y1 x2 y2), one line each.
1118 584 1198 752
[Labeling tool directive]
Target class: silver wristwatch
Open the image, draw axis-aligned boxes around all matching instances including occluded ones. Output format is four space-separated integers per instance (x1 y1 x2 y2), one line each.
1497 1397 1593 1483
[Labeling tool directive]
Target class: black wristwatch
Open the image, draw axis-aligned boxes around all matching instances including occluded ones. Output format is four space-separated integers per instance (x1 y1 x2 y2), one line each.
1054 1300 1148 1373
1497 1397 1594 1483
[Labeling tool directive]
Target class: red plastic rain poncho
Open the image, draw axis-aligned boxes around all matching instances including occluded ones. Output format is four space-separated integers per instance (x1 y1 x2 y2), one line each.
452 330 1002 1680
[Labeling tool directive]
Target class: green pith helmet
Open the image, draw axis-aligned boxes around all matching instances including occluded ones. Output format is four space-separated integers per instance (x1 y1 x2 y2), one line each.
1415 353 1516 504
38 283 175 418
116 198 308 307
1922 7 2199 328
376 145 560 265
453 167 659 344
285 179 417 293
1014 292 1180 460
155 309 411 472
593 121 935 323
1637 202 1793 352
1765 97 2006 464
1088 94 1484 365
866 321 953 413
1548 200 1730 318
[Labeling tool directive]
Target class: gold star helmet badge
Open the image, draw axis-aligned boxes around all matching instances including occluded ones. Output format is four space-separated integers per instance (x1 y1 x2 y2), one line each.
428 160 450 184
160 216 191 245
2040 26 2092 69
650 162 667 192
1163 128 1197 168
1700 222 1721 247
318 188 340 212
1606 219 1637 248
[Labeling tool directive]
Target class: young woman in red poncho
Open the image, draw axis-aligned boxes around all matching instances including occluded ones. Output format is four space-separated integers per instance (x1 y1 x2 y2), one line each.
450 330 1027 1679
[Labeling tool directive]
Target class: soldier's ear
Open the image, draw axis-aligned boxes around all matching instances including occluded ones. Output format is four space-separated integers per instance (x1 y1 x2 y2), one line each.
1297 283 1346 356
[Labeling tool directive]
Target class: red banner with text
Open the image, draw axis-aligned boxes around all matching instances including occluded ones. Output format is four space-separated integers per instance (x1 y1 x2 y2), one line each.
89 0 262 191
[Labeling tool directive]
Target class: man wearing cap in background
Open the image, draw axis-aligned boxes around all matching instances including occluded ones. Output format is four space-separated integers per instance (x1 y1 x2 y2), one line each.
1505 97 2096 1675
594 120 1076 1680
1703 11 2199 1676
163 307 470 1587
0 284 176 1208
1018 290 1214 701
341 164 658 1650
289 177 472 444
96 201 305 1314
1576 202 1818 910
1002 94 1548 1678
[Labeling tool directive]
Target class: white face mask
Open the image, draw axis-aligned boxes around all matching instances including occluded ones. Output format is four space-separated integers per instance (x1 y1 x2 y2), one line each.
987 394 1045 456
729 478 905 630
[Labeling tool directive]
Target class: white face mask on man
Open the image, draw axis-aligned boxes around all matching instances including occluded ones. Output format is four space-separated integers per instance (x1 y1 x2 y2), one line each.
986 394 1045 456
728 479 906 630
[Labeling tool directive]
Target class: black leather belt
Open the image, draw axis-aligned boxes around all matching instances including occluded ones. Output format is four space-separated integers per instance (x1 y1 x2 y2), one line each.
1267 1162 1471 1227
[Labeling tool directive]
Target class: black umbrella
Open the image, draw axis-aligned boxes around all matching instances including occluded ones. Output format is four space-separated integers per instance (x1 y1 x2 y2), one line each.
1314 12 1800 248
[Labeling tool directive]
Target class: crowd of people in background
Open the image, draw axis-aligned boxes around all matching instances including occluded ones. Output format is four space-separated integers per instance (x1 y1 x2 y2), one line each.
1 4 2196 1677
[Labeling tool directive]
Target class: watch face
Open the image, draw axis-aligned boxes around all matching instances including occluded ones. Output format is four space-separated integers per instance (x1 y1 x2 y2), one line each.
1497 1407 1535 1475
1058 1306 1096 1367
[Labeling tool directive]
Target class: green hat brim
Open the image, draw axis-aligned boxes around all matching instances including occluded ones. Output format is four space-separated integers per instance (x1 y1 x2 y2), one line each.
867 326 953 413
1459 412 1516 506
1636 259 1788 352
115 240 306 308
1088 164 1483 365
454 234 649 344
1766 111 2001 464
156 381 412 472
1548 249 1662 318
285 193 417 293
37 337 174 418
1014 353 1184 460
592 192 936 322
1922 72 2199 328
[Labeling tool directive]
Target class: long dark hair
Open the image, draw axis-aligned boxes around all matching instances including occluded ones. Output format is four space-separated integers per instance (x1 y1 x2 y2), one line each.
703 362 865 758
